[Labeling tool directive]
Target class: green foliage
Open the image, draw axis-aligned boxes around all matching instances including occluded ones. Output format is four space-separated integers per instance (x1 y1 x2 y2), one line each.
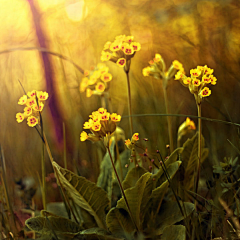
161 225 186 240
53 161 110 229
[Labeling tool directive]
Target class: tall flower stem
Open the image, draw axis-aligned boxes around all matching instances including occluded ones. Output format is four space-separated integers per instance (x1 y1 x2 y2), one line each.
195 103 202 196
125 68 133 136
162 84 174 153
106 146 138 232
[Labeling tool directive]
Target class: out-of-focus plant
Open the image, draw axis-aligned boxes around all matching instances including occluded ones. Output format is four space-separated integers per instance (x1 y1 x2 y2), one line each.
16 90 49 210
79 63 113 108
175 65 217 196
142 54 184 153
125 133 139 167
101 35 141 136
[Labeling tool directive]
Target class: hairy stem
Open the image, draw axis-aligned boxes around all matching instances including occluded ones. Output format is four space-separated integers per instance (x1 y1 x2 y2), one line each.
125 70 133 136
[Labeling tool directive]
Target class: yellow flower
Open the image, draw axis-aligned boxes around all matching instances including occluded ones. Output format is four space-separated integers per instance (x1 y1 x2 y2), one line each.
185 117 196 130
32 102 44 112
101 73 112 82
202 75 211 84
142 66 151 77
83 119 93 129
209 75 217 85
131 133 139 143
86 88 93 98
124 35 134 43
24 106 32 116
183 77 191 85
125 139 132 149
37 91 48 101
98 108 107 114
123 44 134 55
131 42 141 51
101 51 111 61
110 40 122 52
80 131 89 141
16 113 25 123
175 70 185 80
80 77 89 92
116 58 126 67
199 87 211 97
26 98 37 107
27 116 38 127
203 65 214 75
190 68 201 78
92 121 101 131
95 82 105 92
99 112 110 121
27 90 37 98
18 95 28 105
84 70 90 76
154 53 162 62
178 117 196 141
110 113 121 122
192 78 201 86
172 60 183 70
103 41 112 50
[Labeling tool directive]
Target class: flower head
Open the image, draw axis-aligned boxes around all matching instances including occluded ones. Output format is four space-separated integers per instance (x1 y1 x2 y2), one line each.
16 90 48 127
178 117 196 141
199 87 211 97
80 109 121 144
132 133 139 143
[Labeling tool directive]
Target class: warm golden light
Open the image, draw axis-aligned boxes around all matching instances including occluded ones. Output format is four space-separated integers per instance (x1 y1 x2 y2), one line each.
65 0 88 22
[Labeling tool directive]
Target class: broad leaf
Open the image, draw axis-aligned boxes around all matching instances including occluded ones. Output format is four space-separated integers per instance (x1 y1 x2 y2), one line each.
162 225 186 240
106 208 135 240
53 161 109 229
117 172 152 230
25 215 82 239
122 166 147 190
155 201 194 235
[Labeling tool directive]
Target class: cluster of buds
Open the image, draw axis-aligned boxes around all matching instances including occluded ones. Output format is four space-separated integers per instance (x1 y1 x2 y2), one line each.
125 133 139 150
16 90 48 127
80 63 113 98
142 53 184 88
175 65 217 104
101 35 141 71
80 108 121 145
177 117 196 141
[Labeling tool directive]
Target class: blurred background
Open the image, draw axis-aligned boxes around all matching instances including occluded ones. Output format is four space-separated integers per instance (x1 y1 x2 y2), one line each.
0 0 240 207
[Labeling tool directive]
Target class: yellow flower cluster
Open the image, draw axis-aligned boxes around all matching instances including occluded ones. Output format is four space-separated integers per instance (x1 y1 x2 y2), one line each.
142 53 184 84
80 108 121 142
80 63 112 97
101 35 141 68
175 65 217 103
16 90 48 127
125 133 139 150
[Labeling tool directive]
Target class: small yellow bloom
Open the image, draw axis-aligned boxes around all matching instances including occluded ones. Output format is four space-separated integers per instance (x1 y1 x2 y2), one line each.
92 121 101 131
110 40 122 52
26 98 37 107
98 108 107 114
88 76 98 85
84 70 90 76
132 133 139 143
37 91 48 101
124 35 134 43
202 75 211 84
125 139 132 148
103 41 112 50
192 78 201 86
203 65 214 75
32 102 44 112
110 113 121 122
83 119 93 129
116 58 126 67
154 53 162 62
172 60 183 70
27 90 37 98
99 113 110 121
199 87 211 97
80 77 89 92
190 68 201 78
95 82 105 92
175 70 185 80
86 88 93 98
183 77 191 85
16 113 25 123
185 117 196 130
18 95 28 105
80 131 89 141
209 75 217 85
101 51 111 61
27 116 38 127
142 66 151 77
101 73 112 82
123 44 134 55
131 42 141 51
24 106 32 116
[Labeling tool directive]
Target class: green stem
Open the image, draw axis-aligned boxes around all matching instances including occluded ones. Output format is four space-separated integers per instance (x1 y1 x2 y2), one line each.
107 146 139 232
63 122 67 169
162 85 174 153
195 103 202 206
41 137 46 210
125 70 133 136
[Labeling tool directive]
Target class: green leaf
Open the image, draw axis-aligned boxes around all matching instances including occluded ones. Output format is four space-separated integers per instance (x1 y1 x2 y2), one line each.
106 208 135 240
25 215 82 239
53 161 109 229
117 172 152 230
155 201 194 235
122 166 147 190
180 132 208 191
161 225 186 240
74 227 124 240
97 139 115 201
